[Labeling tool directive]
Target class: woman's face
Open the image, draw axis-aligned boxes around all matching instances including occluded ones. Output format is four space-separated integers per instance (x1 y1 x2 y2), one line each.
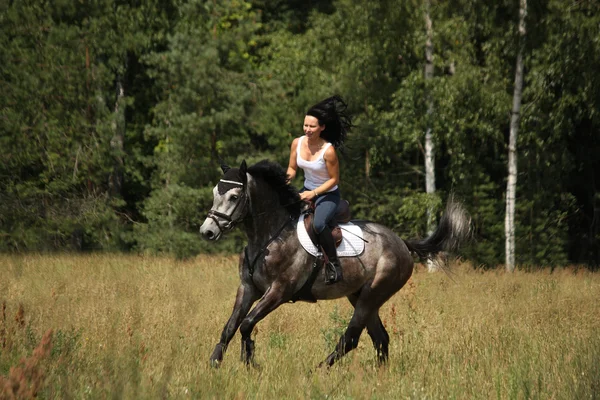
303 115 325 140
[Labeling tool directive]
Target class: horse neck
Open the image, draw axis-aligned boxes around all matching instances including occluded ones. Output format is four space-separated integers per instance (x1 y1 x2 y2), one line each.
243 178 292 247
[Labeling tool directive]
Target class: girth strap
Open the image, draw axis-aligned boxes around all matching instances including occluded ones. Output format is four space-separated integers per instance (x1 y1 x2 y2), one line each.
290 256 322 303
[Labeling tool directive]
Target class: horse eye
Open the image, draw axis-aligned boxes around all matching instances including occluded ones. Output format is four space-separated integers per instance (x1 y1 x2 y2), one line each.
230 195 239 201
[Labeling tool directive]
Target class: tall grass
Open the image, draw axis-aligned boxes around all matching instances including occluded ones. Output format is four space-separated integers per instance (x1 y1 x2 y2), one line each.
1 254 599 399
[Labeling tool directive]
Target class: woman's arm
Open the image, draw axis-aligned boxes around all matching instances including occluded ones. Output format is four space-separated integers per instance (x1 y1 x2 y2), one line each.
299 146 339 201
286 137 299 183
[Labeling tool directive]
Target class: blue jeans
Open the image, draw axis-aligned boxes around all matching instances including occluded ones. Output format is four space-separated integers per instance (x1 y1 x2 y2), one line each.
301 187 340 234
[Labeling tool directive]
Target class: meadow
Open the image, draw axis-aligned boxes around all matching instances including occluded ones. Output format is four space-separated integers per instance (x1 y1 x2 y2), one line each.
1 254 599 399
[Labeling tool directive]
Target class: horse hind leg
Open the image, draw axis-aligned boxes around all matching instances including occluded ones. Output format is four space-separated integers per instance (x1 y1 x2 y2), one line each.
368 317 390 364
320 259 406 368
319 310 367 368
347 294 390 364
319 294 384 368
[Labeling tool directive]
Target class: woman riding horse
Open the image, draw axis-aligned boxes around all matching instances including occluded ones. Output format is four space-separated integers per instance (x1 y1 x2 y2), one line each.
200 159 470 368
286 95 352 285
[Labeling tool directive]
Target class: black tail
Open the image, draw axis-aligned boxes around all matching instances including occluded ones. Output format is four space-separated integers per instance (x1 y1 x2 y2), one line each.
404 196 471 261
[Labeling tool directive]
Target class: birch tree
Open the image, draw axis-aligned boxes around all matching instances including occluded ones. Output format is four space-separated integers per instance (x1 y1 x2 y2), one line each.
424 0 438 271
505 0 527 272
109 78 125 197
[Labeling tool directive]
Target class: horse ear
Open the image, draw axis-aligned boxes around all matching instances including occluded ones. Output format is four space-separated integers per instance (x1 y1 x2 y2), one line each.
240 160 247 183
220 161 231 173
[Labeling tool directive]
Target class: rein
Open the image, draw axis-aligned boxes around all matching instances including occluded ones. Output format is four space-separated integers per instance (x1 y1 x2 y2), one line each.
206 178 298 278
244 215 295 278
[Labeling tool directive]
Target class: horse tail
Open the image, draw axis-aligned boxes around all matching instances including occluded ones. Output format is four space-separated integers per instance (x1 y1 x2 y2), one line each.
403 196 471 261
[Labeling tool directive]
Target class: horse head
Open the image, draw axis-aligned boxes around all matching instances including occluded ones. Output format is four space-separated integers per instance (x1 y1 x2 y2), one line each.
200 160 249 241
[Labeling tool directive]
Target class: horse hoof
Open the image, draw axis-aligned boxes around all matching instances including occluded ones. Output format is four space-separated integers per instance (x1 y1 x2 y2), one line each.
317 361 330 370
210 359 221 369
245 360 261 370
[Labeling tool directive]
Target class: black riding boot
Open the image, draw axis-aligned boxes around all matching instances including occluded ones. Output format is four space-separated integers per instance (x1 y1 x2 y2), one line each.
318 226 343 285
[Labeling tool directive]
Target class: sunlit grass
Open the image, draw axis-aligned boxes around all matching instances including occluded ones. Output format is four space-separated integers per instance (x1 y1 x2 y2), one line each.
1 254 599 398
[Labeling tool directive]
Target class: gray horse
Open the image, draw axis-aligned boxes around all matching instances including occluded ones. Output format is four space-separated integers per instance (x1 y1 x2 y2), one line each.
200 160 470 368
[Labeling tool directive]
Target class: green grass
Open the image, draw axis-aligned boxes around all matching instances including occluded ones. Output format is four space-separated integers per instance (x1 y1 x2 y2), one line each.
1 254 599 399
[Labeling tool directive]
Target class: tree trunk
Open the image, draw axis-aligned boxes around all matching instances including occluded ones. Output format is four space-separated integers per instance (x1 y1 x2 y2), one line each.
505 0 527 272
109 77 125 197
424 0 437 272
365 149 371 185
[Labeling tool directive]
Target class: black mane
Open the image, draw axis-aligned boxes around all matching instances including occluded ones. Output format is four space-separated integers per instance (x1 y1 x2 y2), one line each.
247 160 302 218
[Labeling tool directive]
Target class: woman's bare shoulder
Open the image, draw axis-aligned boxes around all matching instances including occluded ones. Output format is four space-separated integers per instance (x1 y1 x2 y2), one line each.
324 145 338 160
291 137 301 149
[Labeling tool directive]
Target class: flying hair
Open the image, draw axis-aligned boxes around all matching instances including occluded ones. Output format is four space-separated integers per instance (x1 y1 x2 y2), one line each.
306 95 353 150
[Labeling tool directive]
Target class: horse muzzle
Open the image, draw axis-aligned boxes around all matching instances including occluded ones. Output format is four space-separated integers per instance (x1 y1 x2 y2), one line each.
200 218 223 241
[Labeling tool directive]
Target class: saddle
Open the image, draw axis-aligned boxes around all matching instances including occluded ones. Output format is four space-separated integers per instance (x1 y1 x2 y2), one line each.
303 199 351 248
291 199 353 303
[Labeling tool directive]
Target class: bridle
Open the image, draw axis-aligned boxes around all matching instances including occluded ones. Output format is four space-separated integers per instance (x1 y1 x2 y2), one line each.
204 175 301 278
206 179 249 235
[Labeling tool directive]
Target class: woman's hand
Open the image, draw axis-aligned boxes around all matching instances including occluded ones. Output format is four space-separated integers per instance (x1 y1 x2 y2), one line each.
300 190 317 202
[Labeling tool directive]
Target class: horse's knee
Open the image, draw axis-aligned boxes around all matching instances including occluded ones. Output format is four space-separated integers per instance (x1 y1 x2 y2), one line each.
239 318 253 339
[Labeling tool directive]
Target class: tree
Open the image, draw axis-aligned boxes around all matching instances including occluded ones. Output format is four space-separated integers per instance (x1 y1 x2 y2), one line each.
505 0 527 272
0 1 121 250
0 0 598 269
517 0 600 267
0 0 173 251
138 0 262 257
424 0 438 271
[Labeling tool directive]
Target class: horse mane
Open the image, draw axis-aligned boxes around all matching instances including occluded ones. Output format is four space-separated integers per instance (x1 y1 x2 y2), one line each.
247 160 302 218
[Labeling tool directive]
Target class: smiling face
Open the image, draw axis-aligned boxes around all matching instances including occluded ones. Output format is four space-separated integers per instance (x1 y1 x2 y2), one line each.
303 115 325 140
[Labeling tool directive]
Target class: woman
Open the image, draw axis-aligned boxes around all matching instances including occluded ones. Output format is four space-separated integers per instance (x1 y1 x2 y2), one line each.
286 95 352 284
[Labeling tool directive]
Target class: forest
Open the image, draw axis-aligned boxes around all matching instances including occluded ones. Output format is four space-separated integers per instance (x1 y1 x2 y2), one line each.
1 0 599 268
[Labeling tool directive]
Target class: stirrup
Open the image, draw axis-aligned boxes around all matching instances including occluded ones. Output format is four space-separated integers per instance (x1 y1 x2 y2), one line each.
325 261 343 285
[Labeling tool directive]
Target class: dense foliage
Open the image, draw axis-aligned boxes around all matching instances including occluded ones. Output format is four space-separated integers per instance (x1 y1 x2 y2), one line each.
1 0 598 267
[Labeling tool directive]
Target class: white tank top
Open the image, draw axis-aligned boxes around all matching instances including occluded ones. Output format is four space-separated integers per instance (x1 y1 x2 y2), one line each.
296 136 338 192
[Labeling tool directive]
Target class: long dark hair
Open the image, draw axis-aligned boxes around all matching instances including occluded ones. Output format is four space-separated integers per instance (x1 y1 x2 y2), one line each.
306 95 353 149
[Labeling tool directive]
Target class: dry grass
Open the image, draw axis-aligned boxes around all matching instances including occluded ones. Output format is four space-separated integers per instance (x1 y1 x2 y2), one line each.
1 254 599 399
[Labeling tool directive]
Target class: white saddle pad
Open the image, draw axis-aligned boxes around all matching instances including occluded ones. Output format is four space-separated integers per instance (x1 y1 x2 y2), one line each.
297 214 365 257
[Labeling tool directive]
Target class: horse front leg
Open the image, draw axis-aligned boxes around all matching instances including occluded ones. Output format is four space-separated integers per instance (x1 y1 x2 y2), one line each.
210 282 259 367
239 283 291 366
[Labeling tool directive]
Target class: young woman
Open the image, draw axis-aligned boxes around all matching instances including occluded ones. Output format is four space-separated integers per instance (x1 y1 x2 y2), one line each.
286 95 352 284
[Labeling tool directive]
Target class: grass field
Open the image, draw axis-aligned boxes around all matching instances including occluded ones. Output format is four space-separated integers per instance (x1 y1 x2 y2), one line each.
1 254 599 399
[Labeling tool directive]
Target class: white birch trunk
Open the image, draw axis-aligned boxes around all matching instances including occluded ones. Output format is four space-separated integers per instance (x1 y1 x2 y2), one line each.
505 0 527 272
110 79 125 197
424 0 438 272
